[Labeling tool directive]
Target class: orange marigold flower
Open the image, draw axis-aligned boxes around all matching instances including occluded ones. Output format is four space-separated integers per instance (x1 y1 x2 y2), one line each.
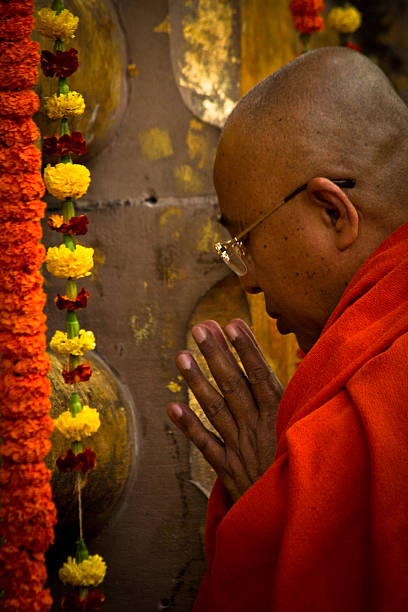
0 286 46 314
56 287 90 311
1 482 54 508
0 117 39 146
345 41 362 52
0 1 34 18
0 269 43 294
0 331 47 359
0 199 46 223
48 213 89 235
289 0 324 13
0 241 45 273
0 373 50 402
292 13 324 33
1 482 53 508
0 545 49 600
0 90 39 117
0 144 41 174
0 39 39 65
0 461 51 488
0 518 55 554
0 219 42 245
0 172 45 202
0 415 53 442
0 437 51 463
0 310 46 334
0 352 50 377
1 396 51 419
0 63 38 91
0 15 35 41
62 361 92 383
2 354 49 377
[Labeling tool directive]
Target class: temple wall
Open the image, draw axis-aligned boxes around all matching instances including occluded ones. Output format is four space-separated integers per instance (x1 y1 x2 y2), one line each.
37 1 408 609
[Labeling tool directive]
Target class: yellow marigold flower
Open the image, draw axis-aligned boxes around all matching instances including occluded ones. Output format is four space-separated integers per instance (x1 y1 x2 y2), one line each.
36 8 79 40
44 92 85 120
59 555 107 587
50 329 96 356
44 162 90 200
54 405 100 441
327 6 362 33
46 244 94 279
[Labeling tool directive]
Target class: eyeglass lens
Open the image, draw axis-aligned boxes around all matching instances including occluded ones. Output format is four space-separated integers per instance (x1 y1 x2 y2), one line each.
216 243 247 276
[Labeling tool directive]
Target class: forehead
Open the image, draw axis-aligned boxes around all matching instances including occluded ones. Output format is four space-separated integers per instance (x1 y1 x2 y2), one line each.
214 131 276 233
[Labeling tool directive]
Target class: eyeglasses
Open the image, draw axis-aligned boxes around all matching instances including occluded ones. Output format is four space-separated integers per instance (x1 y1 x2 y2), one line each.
214 178 356 276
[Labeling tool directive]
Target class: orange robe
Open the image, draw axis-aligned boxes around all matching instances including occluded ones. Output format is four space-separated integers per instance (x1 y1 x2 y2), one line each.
194 223 408 611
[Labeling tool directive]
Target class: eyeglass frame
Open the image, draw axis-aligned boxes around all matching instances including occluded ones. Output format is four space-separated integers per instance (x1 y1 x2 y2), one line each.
214 177 356 276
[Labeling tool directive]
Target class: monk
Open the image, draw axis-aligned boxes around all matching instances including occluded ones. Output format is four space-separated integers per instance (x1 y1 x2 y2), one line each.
167 47 408 611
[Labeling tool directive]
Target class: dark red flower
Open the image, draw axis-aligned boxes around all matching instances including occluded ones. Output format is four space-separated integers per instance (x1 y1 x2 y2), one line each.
40 50 56 77
43 132 86 156
40 48 79 78
62 361 92 384
42 135 58 155
47 213 89 235
61 588 105 611
55 288 90 311
345 41 362 52
57 448 97 474
65 131 87 155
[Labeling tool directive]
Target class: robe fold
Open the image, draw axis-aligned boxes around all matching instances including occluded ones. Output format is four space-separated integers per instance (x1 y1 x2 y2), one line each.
194 222 408 612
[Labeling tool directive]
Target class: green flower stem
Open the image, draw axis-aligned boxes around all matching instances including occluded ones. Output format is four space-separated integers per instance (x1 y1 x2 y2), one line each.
76 539 89 563
60 117 70 135
54 38 65 52
66 311 79 338
52 0 64 15
62 198 75 223
79 587 89 600
69 354 80 370
66 278 78 299
63 234 75 251
72 440 84 454
58 77 69 96
69 392 82 416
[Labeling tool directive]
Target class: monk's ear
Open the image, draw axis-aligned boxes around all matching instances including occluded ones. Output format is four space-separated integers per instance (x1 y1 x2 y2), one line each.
306 177 359 251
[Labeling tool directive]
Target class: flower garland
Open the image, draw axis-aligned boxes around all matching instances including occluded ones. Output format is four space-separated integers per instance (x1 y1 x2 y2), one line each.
327 4 362 48
0 1 56 610
37 0 106 608
289 0 325 49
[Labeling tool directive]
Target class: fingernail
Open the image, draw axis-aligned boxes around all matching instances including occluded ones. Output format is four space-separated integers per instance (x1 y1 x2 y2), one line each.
225 324 238 342
171 404 183 419
192 325 207 344
177 352 192 370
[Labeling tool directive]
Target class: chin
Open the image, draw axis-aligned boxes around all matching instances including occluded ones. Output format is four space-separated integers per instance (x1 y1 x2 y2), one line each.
294 333 316 354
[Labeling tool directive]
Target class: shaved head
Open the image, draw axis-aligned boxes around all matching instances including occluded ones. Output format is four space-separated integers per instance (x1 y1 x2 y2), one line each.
216 46 408 229
214 47 408 351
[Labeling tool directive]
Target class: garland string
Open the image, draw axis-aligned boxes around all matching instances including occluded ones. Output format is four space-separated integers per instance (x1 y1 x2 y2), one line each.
36 0 106 608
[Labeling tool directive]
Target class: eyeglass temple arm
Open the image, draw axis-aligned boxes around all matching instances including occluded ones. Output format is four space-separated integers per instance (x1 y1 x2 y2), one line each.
232 178 355 243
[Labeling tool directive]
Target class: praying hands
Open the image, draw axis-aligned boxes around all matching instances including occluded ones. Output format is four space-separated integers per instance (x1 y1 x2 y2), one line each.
167 319 283 503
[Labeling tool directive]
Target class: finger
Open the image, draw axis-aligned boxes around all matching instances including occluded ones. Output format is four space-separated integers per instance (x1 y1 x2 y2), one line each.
175 350 238 444
224 319 283 417
166 402 241 502
192 323 259 427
